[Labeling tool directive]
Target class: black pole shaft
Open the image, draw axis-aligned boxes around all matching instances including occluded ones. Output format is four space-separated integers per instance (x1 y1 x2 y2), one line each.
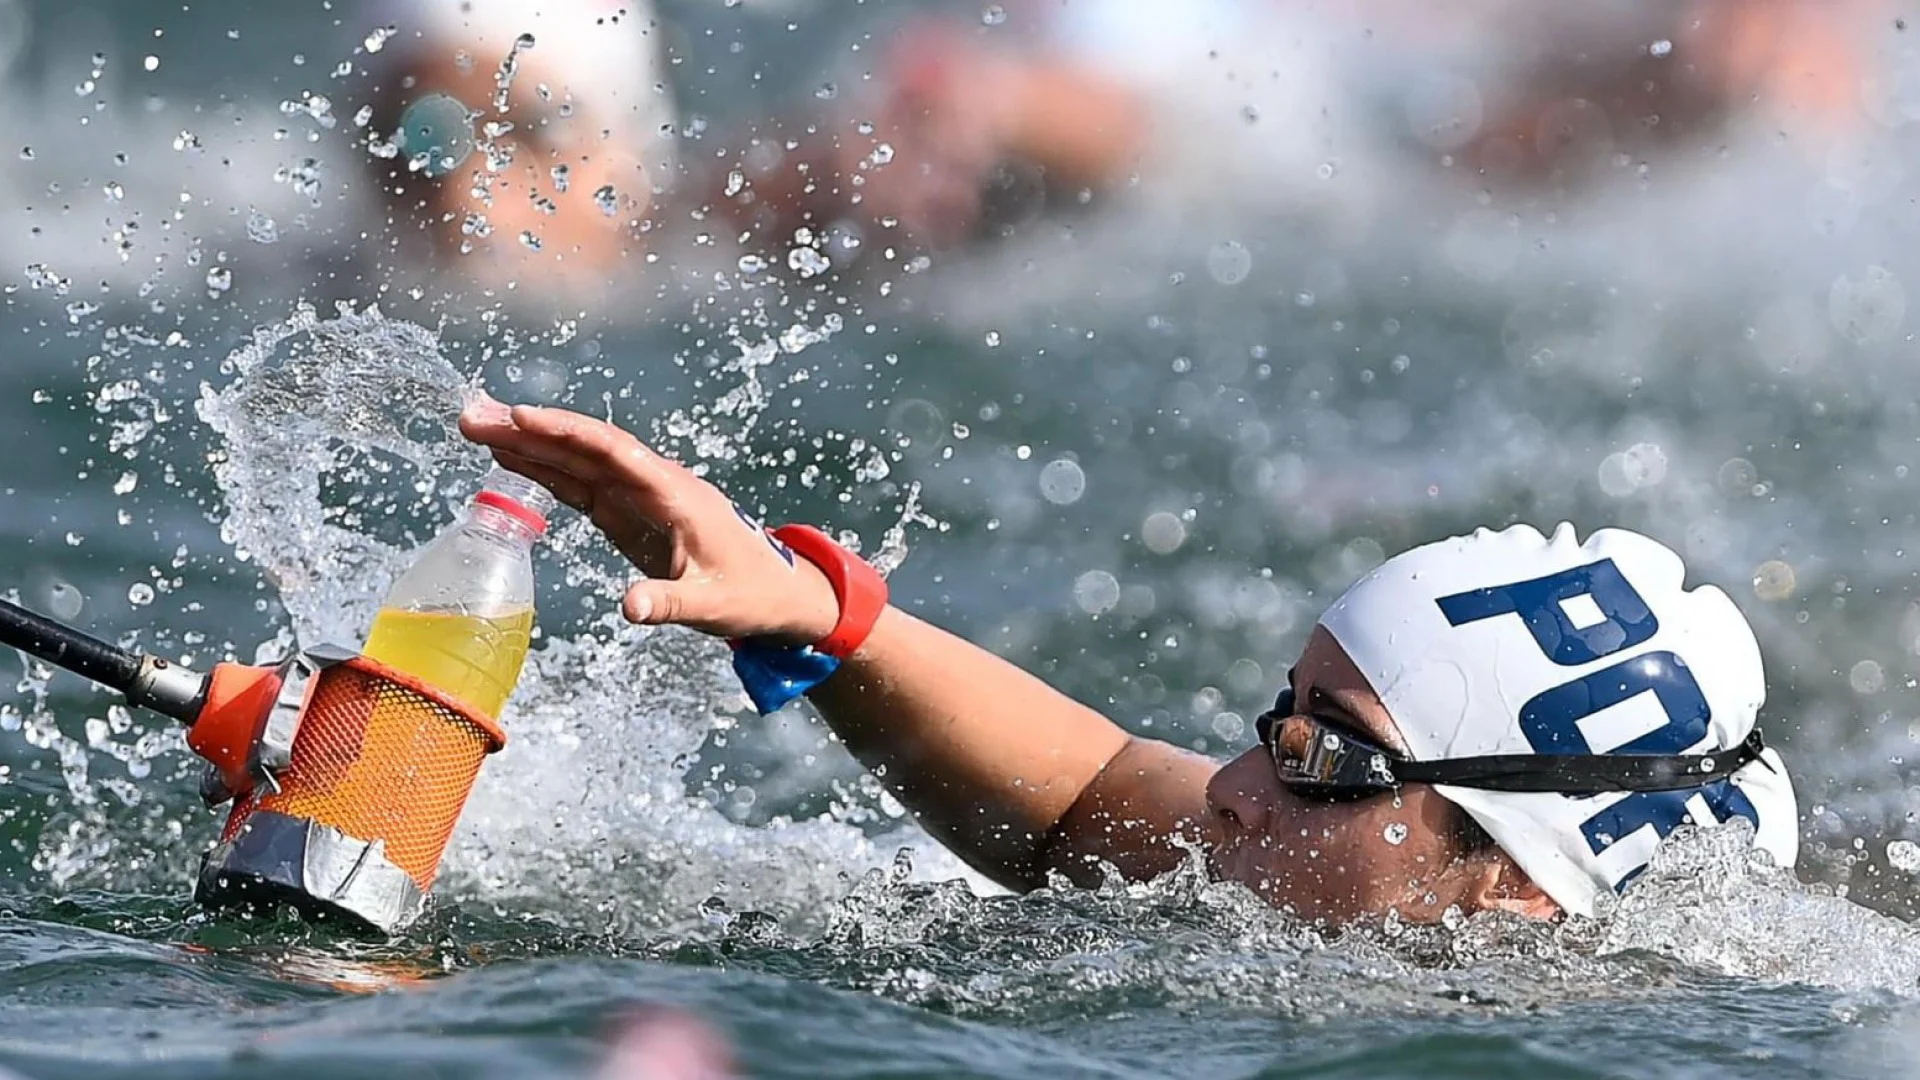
0 598 143 693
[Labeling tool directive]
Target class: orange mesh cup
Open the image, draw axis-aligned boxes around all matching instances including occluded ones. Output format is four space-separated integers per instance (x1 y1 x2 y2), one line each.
220 656 507 890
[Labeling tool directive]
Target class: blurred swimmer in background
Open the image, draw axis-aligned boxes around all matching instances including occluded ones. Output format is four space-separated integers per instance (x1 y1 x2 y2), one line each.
718 0 1888 259
356 0 677 300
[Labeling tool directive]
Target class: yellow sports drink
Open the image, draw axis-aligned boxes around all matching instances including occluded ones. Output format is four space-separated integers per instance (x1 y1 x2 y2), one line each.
362 608 535 719
361 468 555 719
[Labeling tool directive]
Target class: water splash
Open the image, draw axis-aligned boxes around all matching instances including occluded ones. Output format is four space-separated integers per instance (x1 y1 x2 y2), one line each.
657 825 1920 1022
1599 823 1920 992
185 301 974 934
194 301 477 650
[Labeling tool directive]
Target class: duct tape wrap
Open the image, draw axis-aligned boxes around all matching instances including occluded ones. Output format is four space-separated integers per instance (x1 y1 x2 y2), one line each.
193 649 507 935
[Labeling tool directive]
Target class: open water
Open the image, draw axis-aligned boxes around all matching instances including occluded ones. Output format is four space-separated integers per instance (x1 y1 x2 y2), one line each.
9 1 1920 1077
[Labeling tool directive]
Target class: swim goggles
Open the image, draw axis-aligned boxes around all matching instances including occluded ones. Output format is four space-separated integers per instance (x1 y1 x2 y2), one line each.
1254 688 1768 799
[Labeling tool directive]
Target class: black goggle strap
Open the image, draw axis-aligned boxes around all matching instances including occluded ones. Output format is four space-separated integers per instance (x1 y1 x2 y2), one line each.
1259 688 1773 795
1390 728 1769 795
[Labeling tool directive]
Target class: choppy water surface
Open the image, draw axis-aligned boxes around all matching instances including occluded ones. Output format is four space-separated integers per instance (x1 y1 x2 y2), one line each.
11 2 1920 1077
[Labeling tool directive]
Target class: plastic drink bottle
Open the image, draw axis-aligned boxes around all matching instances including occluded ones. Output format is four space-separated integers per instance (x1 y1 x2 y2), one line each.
361 468 556 719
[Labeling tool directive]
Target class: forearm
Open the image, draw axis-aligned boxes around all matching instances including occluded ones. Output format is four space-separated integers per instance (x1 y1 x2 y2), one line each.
805 605 1130 890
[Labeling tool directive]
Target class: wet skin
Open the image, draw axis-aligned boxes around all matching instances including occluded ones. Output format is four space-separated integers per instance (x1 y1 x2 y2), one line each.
460 402 1556 926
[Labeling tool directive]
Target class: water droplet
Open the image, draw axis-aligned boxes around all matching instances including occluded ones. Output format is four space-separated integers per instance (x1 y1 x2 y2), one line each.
981 5 1006 25
1210 712 1246 742
17 146 30 161
1073 570 1120 615
1142 511 1187 555
23 263 70 296
103 181 123 201
127 583 154 607
205 266 233 295
246 211 279 244
1753 560 1797 602
364 24 397 53
1889 839 1920 873
519 230 542 251
984 330 1002 347
1851 660 1887 694
1649 39 1673 58
44 581 84 622
143 55 159 72
787 246 830 278
593 184 618 216
1383 822 1409 846
1039 459 1086 505
1206 240 1252 285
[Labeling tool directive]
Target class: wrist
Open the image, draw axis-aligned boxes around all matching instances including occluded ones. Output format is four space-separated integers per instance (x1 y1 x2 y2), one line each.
768 524 888 659
774 557 842 647
729 525 890 714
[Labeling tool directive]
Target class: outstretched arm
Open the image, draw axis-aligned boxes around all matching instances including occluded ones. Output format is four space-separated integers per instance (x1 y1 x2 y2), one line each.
459 400 1213 890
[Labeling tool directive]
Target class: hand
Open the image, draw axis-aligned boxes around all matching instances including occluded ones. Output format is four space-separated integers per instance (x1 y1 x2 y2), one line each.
458 398 841 645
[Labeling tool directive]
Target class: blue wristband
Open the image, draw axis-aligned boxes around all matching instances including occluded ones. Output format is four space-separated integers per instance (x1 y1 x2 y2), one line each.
729 638 842 714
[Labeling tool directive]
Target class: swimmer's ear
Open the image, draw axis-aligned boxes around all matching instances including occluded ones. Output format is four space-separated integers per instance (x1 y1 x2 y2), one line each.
1465 852 1562 921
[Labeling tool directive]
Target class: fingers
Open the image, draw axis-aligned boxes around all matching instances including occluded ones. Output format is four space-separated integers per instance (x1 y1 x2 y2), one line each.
508 404 679 487
623 578 715 631
462 398 623 478
488 448 596 514
463 401 696 520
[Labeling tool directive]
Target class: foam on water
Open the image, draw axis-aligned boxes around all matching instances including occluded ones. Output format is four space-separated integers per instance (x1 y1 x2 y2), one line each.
651 823 1920 1024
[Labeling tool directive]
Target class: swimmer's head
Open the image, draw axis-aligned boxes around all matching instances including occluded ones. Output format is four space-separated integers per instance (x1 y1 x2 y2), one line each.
358 0 676 294
1207 522 1796 922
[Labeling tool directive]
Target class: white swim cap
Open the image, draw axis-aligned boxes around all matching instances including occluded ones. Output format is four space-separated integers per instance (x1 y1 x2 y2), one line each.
1318 522 1798 918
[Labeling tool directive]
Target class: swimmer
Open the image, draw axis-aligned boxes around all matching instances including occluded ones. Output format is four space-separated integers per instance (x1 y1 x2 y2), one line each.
733 0 1886 253
357 0 674 298
458 399 1798 923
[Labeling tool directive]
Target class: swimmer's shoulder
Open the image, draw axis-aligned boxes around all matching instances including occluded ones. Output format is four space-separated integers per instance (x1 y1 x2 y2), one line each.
1039 737 1217 887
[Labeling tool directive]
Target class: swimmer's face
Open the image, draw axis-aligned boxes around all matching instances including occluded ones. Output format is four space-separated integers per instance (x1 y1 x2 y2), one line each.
1205 626 1556 924
370 36 653 292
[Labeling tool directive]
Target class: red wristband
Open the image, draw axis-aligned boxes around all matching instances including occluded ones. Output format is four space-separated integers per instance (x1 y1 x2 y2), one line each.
771 524 888 659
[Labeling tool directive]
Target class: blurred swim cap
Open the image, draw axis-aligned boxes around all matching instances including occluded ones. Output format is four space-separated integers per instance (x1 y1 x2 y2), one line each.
1318 522 1798 918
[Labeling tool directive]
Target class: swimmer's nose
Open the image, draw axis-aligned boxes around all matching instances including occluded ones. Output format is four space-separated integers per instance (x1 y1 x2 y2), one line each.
1206 748 1279 835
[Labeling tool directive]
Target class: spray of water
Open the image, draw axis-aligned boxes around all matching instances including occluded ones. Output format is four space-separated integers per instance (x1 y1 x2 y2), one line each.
184 302 981 935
